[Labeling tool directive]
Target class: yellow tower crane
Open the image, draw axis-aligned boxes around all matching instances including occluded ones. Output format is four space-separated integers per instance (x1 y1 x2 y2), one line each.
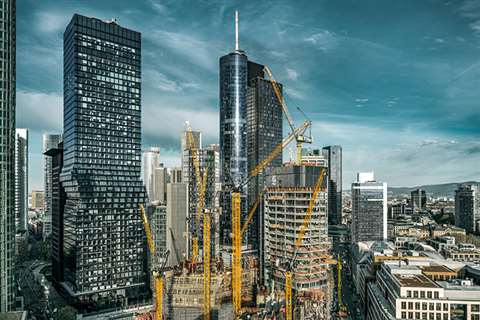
230 121 311 316
185 122 212 320
264 66 312 164
139 204 170 320
185 122 207 266
284 168 327 320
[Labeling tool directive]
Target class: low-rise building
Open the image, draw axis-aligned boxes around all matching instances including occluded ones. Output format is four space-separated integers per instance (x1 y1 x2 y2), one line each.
367 263 480 320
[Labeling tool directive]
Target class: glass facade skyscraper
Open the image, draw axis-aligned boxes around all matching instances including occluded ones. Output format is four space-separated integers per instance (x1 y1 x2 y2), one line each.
322 145 342 225
43 133 62 239
60 14 146 310
14 129 28 233
0 0 15 312
351 172 387 244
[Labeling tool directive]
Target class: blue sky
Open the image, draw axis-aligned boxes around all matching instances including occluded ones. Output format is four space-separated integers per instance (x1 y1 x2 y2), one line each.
17 0 480 191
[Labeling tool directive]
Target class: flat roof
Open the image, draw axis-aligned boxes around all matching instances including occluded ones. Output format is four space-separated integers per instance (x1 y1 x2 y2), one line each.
395 273 439 288
420 265 455 274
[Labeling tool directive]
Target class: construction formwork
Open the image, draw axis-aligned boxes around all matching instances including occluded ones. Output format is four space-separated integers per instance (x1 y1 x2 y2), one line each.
264 187 333 319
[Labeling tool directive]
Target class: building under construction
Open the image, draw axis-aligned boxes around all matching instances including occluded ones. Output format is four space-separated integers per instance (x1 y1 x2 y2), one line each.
264 165 333 319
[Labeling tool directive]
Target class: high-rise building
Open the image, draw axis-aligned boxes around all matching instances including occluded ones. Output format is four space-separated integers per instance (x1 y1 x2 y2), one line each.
42 133 62 239
143 147 160 202
153 165 167 204
60 14 146 310
181 129 201 170
301 148 327 167
263 165 332 317
14 129 28 233
411 188 427 212
219 12 265 246
351 172 387 244
455 184 480 234
246 68 283 254
170 167 182 183
0 0 16 310
30 190 45 210
322 146 342 225
166 183 188 267
44 141 65 291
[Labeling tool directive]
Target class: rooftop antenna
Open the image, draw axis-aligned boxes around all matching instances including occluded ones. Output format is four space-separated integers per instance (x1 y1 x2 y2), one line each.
235 10 239 51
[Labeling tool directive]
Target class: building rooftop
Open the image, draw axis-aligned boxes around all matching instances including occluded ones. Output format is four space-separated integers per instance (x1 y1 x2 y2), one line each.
420 265 455 274
394 273 439 288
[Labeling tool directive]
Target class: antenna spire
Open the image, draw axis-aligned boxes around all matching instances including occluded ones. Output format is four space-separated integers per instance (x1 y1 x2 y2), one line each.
235 10 239 51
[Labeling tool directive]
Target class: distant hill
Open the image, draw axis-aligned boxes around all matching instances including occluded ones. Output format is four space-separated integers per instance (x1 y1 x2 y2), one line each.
388 181 479 198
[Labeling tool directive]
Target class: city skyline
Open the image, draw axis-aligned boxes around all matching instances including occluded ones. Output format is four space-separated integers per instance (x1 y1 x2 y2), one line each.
16 0 480 191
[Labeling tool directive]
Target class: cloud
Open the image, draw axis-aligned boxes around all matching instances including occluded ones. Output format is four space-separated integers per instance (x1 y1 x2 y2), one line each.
303 30 338 52
286 68 298 81
144 70 182 92
35 11 71 34
148 0 168 14
16 91 62 132
145 30 221 71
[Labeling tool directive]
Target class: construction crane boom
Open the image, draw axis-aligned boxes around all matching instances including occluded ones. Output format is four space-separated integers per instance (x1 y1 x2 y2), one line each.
203 209 211 320
139 204 170 320
285 168 326 320
264 66 312 164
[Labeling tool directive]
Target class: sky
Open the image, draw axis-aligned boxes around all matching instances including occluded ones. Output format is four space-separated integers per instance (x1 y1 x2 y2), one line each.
17 0 480 191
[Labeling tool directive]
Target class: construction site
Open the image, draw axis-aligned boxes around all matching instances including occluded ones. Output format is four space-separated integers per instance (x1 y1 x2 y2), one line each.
133 11 343 320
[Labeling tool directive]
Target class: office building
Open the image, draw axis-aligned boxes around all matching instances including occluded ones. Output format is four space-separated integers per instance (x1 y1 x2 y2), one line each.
455 184 480 234
219 12 265 246
246 69 283 254
411 188 427 212
146 203 167 291
351 172 387 243
166 183 188 267
44 141 65 290
60 14 146 310
367 262 480 320
153 165 167 203
14 129 28 232
42 133 62 239
263 165 332 318
183 142 220 259
0 0 15 311
30 190 45 210
143 147 160 202
322 146 342 225
301 148 327 167
181 129 201 171
170 167 182 183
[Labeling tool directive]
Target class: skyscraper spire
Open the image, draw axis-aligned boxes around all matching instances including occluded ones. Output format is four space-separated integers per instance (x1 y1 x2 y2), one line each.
235 10 239 51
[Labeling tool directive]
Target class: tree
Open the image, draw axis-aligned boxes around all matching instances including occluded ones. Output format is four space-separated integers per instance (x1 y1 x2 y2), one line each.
55 305 77 320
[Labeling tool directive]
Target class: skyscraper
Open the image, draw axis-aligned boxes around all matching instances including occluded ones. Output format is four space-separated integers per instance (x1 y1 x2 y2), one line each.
219 12 265 246
322 145 342 225
411 188 427 212
153 165 167 203
0 0 15 311
44 141 65 291
61 14 146 310
351 172 387 244
14 129 28 233
143 147 160 202
455 184 480 234
42 133 62 239
166 182 188 267
246 69 283 253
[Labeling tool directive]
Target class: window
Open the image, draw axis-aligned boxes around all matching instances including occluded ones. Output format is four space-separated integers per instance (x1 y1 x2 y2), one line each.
429 303 434 311
407 290 412 297
421 291 425 298
443 304 448 311
422 303 427 310
436 303 441 311
427 291 432 299
414 291 419 298
472 315 480 320
473 305 480 312
434 292 439 299
409 312 413 319
416 302 421 310
402 302 407 309
402 312 407 319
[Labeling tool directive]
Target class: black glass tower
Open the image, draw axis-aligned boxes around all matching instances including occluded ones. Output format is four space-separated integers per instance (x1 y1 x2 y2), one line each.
323 145 342 225
247 69 283 273
61 14 146 311
0 0 15 312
